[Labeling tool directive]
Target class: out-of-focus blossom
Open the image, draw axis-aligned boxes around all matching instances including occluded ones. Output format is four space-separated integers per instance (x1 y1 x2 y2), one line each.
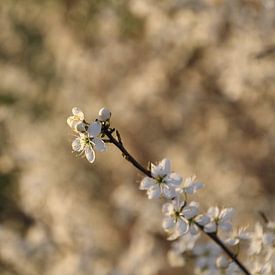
204 207 234 233
140 159 182 199
225 227 251 246
193 242 222 273
249 222 274 255
177 175 204 195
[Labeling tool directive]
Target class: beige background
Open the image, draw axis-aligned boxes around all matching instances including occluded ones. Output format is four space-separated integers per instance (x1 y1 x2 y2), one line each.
0 0 275 274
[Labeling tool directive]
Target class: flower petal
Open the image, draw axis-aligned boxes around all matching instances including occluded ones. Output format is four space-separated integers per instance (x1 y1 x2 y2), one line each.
72 137 84 152
219 222 232 232
162 217 175 231
87 121 101 137
72 107 84 120
204 222 217 233
162 202 174 215
194 214 210 226
147 185 161 199
166 173 182 186
183 205 198 219
140 177 155 190
220 208 234 222
162 185 176 199
207 206 219 219
176 218 189 236
85 146 95 163
92 137 106 152
189 223 199 235
159 159 171 175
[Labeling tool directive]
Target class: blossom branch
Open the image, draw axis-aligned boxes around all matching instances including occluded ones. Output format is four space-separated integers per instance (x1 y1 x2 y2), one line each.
102 126 251 275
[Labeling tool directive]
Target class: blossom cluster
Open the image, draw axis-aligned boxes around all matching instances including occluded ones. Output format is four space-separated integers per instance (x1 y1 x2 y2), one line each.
67 107 111 163
67 107 275 275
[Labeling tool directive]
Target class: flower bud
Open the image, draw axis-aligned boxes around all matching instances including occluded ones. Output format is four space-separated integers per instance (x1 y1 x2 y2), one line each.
98 107 111 121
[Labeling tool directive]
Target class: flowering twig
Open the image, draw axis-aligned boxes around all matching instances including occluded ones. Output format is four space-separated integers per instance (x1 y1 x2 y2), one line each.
101 125 251 275
68 107 275 274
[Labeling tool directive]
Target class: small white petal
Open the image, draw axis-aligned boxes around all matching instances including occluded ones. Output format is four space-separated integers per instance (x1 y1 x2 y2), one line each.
189 223 199 235
166 173 182 186
140 177 155 190
150 163 160 178
176 218 189 236
219 222 232 232
204 222 217 233
162 217 175 231
207 206 220 219
162 203 175 215
183 206 198 219
162 185 176 199
147 185 161 199
85 146 95 163
72 137 83 152
220 208 234 221
159 159 171 175
92 137 106 152
190 182 204 193
225 238 239 246
87 121 102 137
75 122 86 132
67 116 74 128
195 215 210 226
72 107 84 120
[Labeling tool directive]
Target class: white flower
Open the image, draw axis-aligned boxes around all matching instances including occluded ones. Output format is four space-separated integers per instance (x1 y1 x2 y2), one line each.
204 207 234 233
162 199 199 240
225 227 251 246
226 262 240 275
249 222 274 255
216 255 230 269
72 121 106 163
171 232 201 254
98 107 111 121
177 175 204 195
140 159 182 199
67 107 86 132
193 242 221 272
251 261 272 275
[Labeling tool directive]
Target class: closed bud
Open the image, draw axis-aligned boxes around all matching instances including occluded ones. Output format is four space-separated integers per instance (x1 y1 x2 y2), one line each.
98 107 111 121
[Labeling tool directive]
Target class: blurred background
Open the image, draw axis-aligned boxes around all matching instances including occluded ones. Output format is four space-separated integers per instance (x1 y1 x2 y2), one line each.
0 0 275 274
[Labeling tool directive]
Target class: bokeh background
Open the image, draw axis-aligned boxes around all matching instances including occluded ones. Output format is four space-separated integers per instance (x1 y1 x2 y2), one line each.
0 0 275 274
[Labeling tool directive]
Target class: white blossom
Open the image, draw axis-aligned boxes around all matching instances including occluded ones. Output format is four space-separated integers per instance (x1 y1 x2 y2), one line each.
225 227 251 246
140 159 182 199
177 175 204 195
67 107 86 132
216 255 230 269
250 261 272 275
204 207 234 233
193 242 222 273
72 121 106 163
249 222 274 255
162 199 199 240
